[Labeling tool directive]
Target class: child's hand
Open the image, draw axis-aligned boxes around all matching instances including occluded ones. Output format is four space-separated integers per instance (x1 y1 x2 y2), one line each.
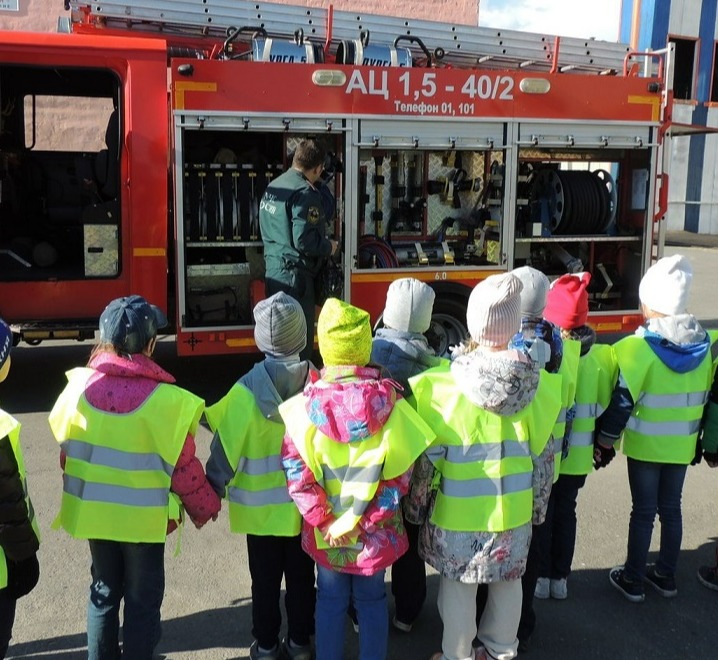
326 532 353 548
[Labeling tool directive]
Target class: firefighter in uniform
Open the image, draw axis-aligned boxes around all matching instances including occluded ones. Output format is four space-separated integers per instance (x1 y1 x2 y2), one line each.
0 319 40 659
259 138 339 361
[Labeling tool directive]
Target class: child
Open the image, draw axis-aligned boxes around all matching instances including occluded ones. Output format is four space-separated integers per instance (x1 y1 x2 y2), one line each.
371 277 443 632
48 295 220 659
475 265 564 652
535 272 617 602
0 319 40 659
279 297 434 660
594 255 716 602
408 273 562 660
205 292 317 660
697 371 718 590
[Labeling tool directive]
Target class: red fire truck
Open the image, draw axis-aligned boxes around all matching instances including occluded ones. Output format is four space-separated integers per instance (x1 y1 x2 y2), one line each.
0 0 678 355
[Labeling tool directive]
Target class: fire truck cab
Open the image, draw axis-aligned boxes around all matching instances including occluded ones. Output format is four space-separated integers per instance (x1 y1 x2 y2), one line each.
0 0 672 355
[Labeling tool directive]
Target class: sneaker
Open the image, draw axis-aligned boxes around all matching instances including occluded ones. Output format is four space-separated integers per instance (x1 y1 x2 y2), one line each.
534 577 550 599
391 615 412 633
249 640 281 660
644 564 677 598
609 566 645 603
280 638 312 660
697 564 718 591
550 577 568 600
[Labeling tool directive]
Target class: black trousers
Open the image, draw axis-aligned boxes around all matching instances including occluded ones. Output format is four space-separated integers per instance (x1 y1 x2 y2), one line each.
246 533 316 649
390 520 427 624
537 474 587 579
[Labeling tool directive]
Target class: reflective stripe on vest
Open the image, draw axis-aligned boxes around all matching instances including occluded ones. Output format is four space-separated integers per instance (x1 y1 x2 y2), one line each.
560 343 617 476
62 439 175 476
553 339 581 480
205 382 302 536
0 411 39 589
281 393 435 539
615 332 718 464
49 367 203 543
409 367 562 533
321 463 384 484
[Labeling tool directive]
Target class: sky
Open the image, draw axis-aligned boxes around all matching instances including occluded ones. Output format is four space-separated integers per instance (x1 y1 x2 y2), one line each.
480 0 623 42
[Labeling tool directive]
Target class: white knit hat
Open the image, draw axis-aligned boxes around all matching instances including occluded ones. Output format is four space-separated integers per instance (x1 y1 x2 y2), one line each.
466 273 523 348
383 278 436 333
512 266 549 317
638 254 693 316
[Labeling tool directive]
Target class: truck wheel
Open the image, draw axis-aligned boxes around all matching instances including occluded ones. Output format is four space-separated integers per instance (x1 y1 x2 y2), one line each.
426 296 468 357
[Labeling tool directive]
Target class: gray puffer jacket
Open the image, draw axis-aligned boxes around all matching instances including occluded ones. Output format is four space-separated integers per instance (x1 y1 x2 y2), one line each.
370 328 444 394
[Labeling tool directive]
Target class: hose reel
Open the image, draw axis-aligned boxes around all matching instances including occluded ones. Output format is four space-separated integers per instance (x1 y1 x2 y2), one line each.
531 168 617 235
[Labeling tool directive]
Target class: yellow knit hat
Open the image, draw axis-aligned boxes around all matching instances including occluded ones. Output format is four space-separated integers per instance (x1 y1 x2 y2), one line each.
318 298 372 366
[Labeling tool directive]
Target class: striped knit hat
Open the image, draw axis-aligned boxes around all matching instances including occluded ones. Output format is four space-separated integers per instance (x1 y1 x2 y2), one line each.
466 273 523 348
253 292 307 358
318 298 372 366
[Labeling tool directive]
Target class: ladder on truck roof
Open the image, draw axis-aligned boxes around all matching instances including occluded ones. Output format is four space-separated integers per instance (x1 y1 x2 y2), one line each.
67 0 635 75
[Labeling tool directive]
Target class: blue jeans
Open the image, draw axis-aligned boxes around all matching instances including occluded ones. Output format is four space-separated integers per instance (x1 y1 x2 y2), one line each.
315 566 387 660
624 458 687 581
87 540 165 660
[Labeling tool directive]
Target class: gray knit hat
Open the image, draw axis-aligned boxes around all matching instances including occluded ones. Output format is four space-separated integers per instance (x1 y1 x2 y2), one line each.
466 273 523 348
382 278 436 334
253 292 307 357
512 266 550 318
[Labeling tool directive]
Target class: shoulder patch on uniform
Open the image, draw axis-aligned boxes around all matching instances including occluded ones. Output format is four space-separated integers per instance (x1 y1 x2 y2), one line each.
308 206 320 224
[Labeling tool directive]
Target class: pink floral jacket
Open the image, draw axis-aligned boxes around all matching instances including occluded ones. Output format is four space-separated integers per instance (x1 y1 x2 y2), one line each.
280 365 417 576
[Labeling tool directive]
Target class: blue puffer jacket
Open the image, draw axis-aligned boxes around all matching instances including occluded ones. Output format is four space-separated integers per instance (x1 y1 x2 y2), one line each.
370 328 444 395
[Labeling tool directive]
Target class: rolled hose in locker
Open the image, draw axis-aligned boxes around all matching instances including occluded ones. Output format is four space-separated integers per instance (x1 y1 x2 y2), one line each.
530 168 616 235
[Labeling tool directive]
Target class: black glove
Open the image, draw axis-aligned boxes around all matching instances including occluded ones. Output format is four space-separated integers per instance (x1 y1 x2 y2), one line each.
593 439 616 470
691 439 703 466
4 554 39 600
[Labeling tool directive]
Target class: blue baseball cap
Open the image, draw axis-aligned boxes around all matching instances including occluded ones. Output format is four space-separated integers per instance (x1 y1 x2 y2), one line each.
99 295 168 355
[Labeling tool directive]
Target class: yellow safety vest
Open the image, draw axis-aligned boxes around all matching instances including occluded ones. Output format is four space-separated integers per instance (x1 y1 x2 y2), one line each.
205 383 301 536
280 394 435 545
614 331 718 464
552 338 580 481
409 367 562 533
560 344 617 476
0 411 40 589
49 367 204 543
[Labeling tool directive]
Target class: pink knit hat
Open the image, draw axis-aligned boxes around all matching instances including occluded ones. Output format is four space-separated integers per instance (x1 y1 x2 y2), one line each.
544 272 592 330
466 273 523 348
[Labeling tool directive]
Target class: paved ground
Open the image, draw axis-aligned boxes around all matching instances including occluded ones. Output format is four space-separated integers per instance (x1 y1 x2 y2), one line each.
3 244 718 659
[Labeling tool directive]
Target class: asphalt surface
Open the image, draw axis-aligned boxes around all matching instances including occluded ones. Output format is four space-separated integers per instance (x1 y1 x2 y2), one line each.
4 243 718 659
